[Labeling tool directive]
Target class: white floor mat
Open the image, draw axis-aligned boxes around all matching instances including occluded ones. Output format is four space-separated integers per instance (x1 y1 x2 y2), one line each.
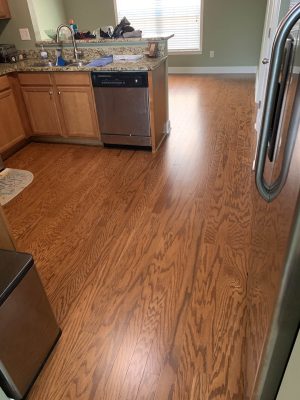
0 168 33 206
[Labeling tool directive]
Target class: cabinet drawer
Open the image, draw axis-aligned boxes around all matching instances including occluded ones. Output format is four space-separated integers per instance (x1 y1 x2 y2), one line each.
53 72 90 86
0 75 10 92
18 73 52 86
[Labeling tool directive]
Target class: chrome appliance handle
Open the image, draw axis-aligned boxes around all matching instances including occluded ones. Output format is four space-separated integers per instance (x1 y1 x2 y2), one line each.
268 36 294 162
255 3 300 202
269 77 300 193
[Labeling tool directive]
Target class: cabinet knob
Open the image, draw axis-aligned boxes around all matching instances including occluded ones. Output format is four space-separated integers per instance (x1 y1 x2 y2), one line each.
49 90 53 95
58 91 61 95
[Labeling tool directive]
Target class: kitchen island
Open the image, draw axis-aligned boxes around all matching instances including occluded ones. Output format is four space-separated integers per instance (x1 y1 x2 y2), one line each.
0 36 172 156
0 55 167 75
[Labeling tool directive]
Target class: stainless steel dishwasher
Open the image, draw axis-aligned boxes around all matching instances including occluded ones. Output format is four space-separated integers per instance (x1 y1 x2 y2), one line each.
92 72 151 146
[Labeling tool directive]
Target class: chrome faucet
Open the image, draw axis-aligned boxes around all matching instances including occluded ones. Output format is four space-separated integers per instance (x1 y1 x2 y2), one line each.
56 24 82 62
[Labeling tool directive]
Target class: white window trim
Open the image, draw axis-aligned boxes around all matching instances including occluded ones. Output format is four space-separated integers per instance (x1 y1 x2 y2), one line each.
113 0 204 55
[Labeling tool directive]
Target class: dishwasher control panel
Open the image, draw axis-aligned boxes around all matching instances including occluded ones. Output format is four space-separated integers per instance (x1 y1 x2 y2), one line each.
92 72 148 88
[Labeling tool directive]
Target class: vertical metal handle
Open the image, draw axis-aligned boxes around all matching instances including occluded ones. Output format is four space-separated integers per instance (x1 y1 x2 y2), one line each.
268 36 294 162
269 77 300 193
255 3 300 202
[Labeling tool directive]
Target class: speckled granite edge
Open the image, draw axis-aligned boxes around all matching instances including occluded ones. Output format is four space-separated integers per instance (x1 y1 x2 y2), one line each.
0 56 167 76
36 35 174 46
23 42 166 59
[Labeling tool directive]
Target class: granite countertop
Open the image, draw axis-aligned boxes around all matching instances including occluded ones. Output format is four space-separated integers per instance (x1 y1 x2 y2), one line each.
36 35 174 46
0 56 167 76
0 63 17 76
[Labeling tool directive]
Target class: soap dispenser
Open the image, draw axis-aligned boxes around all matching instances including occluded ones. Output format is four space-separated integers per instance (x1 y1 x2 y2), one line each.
40 45 48 60
55 48 66 66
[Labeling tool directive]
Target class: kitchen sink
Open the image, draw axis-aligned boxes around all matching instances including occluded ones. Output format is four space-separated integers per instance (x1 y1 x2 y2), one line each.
32 61 61 67
32 60 90 68
68 61 90 67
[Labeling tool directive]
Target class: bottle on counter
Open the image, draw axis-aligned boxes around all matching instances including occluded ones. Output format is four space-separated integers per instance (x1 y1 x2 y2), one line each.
40 45 48 60
55 48 66 66
69 19 78 34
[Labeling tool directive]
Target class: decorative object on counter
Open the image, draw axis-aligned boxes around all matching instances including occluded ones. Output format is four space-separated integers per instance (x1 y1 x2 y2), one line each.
100 26 114 38
0 168 33 206
74 31 96 40
86 55 113 67
69 19 78 34
145 42 159 58
113 17 141 39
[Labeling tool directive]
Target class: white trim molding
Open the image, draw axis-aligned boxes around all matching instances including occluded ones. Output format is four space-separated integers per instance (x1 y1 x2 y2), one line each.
168 66 257 74
293 66 300 74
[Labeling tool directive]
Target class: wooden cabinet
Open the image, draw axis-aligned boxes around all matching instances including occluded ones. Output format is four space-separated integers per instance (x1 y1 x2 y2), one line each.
0 0 11 19
57 86 99 138
19 72 99 140
22 87 62 136
19 73 62 136
0 76 25 154
54 72 99 139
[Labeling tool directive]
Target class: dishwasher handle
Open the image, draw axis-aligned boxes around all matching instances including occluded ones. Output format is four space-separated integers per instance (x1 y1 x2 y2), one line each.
91 72 148 88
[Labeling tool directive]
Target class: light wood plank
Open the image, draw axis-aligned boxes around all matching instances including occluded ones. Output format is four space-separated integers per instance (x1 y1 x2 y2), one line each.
4 75 259 400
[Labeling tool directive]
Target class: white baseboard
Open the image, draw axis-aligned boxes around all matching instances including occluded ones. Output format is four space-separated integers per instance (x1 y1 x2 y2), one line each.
168 66 257 74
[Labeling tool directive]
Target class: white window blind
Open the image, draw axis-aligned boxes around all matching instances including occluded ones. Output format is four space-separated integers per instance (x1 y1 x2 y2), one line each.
114 0 202 52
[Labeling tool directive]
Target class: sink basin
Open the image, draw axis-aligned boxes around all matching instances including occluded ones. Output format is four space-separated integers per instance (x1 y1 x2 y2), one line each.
68 61 90 67
32 61 60 67
32 60 90 68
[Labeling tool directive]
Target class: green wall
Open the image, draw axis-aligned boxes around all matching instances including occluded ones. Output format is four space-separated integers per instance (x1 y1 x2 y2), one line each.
29 0 66 40
0 0 36 49
170 0 267 67
64 0 267 67
0 0 267 67
63 0 115 32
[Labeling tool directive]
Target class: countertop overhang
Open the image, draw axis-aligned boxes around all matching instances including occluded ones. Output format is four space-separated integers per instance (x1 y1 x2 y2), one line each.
0 56 167 76
36 35 174 47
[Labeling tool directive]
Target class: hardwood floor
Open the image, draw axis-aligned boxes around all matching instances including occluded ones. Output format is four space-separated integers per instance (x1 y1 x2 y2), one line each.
3 74 257 399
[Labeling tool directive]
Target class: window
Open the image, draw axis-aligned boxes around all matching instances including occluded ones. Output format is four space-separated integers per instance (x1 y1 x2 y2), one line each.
114 0 202 53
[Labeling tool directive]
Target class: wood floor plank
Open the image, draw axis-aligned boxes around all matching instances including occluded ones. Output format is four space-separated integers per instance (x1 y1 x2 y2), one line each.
3 74 257 400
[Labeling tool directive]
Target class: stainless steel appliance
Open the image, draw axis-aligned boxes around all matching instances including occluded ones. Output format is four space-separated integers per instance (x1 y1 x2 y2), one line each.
0 250 61 400
0 156 4 172
92 72 151 147
0 44 18 63
249 3 300 399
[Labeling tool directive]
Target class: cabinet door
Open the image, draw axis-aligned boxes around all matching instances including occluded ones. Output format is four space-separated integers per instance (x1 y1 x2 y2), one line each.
0 89 25 153
0 0 10 18
57 86 99 138
22 87 62 136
